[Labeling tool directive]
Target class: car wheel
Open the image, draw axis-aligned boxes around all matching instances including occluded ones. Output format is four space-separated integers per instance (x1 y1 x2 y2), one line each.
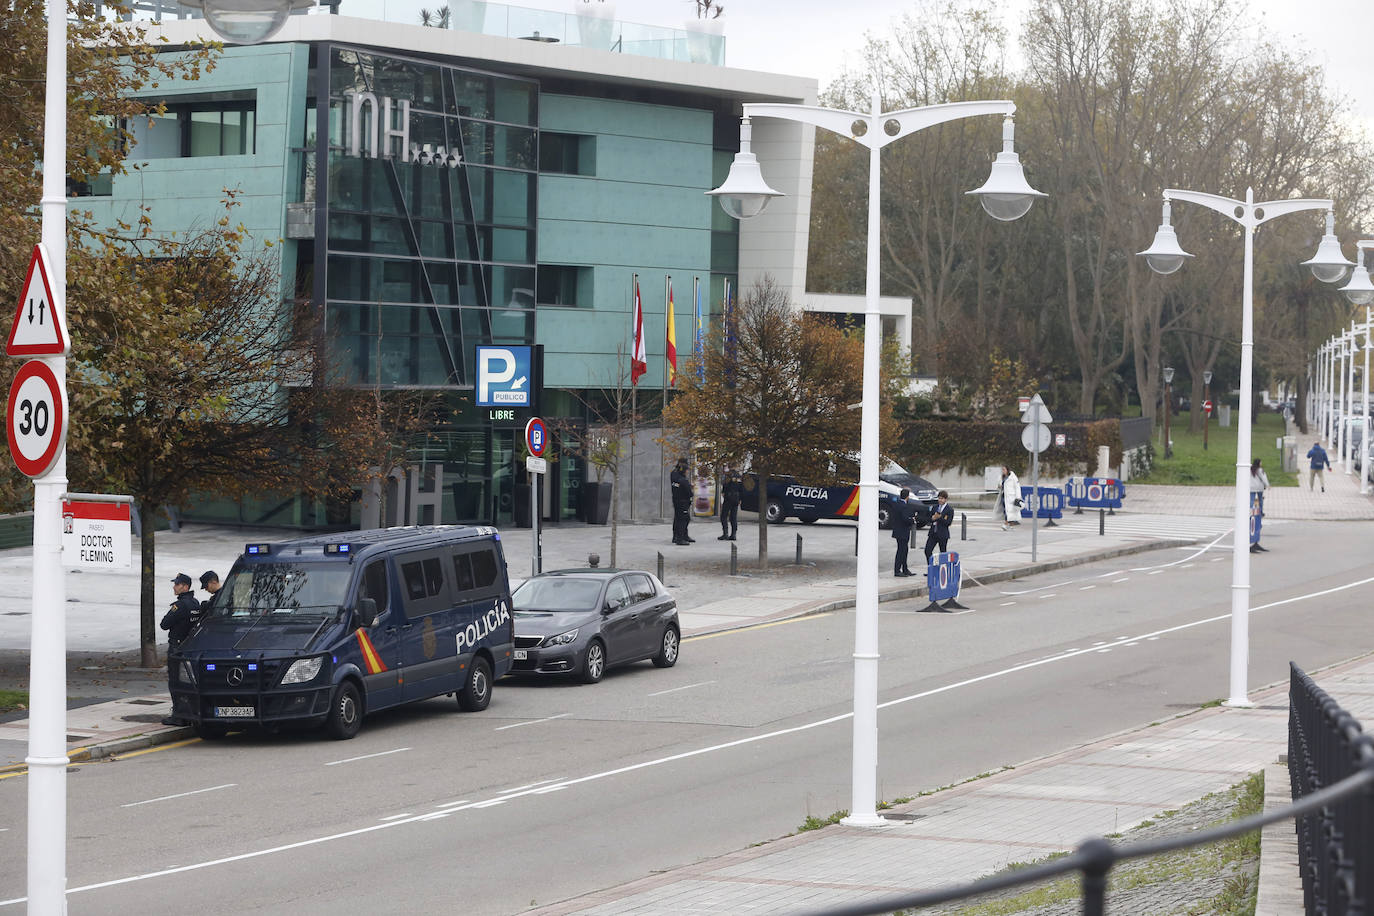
457 656 492 711
581 640 606 684
325 681 362 740
765 500 785 524
877 505 891 529
195 723 228 741
652 626 680 668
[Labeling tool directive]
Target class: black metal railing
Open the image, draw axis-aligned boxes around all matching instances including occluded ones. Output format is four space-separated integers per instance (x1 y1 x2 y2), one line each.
799 662 1374 916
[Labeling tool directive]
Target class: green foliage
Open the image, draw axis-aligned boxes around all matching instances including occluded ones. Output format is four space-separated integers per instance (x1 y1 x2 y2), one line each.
1139 410 1297 486
898 417 1121 476
0 689 28 713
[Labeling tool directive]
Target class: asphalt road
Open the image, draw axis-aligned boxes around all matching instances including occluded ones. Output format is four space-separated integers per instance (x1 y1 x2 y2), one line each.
1 520 1371 914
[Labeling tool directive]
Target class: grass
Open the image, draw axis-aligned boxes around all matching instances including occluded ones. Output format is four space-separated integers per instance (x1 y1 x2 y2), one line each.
1137 409 1299 487
0 689 28 713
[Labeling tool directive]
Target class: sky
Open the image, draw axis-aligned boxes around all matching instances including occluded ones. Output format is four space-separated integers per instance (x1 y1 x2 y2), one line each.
606 0 1374 130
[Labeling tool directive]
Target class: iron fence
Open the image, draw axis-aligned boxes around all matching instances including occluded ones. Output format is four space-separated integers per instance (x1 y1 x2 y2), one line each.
798 662 1374 916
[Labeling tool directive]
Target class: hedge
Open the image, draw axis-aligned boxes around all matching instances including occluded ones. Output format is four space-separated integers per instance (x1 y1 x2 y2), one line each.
898 418 1123 477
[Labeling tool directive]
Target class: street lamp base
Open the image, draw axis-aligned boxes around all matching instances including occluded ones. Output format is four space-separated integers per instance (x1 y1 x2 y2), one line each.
840 813 895 828
1223 696 1255 709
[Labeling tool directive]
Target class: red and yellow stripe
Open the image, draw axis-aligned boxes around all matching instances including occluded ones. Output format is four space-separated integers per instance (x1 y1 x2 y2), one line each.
355 628 388 674
836 487 860 518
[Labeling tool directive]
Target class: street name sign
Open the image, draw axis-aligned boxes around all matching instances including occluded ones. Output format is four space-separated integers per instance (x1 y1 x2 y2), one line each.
6 359 66 478
6 244 68 357
61 499 132 570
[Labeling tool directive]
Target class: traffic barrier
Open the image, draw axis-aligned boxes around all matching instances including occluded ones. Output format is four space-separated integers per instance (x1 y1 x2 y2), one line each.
1063 476 1124 513
1018 486 1064 524
919 551 966 612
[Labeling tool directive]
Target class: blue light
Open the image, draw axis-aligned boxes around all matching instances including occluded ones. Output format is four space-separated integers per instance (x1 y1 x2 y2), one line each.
206 664 216 671
248 663 258 671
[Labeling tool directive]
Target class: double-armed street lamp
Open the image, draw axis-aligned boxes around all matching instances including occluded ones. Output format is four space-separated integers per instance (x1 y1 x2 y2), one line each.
1162 366 1175 458
1203 369 1213 450
709 92 1044 826
1336 251 1374 487
1138 189 1350 708
26 1 304 910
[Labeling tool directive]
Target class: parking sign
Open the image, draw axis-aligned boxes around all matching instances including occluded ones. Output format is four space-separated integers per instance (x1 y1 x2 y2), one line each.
475 346 532 407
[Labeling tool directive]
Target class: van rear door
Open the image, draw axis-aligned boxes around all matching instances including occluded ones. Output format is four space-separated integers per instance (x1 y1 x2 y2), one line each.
396 549 461 702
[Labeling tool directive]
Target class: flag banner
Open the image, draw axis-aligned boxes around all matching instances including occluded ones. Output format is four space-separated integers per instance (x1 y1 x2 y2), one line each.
723 278 736 388
666 275 678 387
631 274 647 385
693 277 705 382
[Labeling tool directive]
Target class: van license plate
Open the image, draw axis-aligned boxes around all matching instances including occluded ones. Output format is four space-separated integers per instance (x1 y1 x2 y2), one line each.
513 650 527 660
215 706 254 718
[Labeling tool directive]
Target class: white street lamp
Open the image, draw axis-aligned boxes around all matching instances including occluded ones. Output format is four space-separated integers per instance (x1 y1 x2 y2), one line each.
1139 189 1341 709
1363 311 1372 495
710 92 1043 827
26 0 307 910
1340 244 1374 305
1346 325 1358 473
1302 210 1354 283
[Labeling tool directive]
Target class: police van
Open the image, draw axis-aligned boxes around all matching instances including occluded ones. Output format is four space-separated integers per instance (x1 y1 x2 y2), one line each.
167 526 514 740
740 463 939 528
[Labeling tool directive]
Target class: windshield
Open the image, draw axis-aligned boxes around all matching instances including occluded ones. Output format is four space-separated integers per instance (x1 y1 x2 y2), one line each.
513 577 604 612
213 563 354 619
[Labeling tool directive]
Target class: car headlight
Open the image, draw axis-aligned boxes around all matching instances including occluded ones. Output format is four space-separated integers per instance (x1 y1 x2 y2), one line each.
178 661 197 686
542 628 579 647
281 656 325 685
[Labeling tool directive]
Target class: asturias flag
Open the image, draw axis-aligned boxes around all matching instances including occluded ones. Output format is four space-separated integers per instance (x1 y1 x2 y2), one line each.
631 275 647 385
666 277 678 387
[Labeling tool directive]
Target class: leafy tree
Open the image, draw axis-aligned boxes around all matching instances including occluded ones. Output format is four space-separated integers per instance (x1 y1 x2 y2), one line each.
662 278 900 566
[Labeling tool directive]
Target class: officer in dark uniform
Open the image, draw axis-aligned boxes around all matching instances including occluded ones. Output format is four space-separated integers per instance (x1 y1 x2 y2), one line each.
923 490 954 564
718 467 742 540
670 458 694 545
199 570 221 614
160 573 201 725
891 488 916 577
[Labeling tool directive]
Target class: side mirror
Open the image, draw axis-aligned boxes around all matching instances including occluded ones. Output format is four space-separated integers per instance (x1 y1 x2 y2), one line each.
355 597 378 629
603 601 615 616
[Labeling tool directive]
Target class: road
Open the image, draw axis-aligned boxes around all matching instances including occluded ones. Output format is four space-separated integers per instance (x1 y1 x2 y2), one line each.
1 520 1371 914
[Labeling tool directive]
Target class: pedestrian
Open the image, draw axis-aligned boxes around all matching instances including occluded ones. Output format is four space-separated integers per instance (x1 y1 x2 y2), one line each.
199 570 221 614
1249 457 1270 554
159 573 200 726
718 467 742 540
999 465 1022 531
923 490 954 564
670 458 694 545
1306 440 1332 491
891 488 916 577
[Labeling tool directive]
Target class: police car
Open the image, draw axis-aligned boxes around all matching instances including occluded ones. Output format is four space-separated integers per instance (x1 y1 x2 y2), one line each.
166 526 515 740
739 463 939 528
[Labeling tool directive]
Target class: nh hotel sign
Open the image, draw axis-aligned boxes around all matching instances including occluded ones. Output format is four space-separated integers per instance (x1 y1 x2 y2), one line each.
343 89 463 168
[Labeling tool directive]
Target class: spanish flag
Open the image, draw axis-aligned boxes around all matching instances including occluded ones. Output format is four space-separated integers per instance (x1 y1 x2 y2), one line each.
666 275 678 387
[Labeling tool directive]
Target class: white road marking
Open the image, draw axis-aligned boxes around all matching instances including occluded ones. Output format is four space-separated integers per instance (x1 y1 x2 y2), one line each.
494 713 569 731
23 573 1373 908
1000 601 1016 606
325 747 411 767
648 680 716 697
1039 593 1057 599
120 784 236 808
433 799 471 809
1096 649 1111 653
1112 578 1130 583
1211 557 1225 562
501 778 560 793
1079 585 1095 591
1147 570 1163 575
379 813 414 821
1181 564 1194 569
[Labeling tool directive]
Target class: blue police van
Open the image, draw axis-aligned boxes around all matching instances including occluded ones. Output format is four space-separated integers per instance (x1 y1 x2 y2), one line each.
167 526 514 740
740 463 940 528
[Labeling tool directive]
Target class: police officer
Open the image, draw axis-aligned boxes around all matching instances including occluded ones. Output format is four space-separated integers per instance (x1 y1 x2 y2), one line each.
199 570 221 614
718 467 742 541
160 573 200 726
670 458 694 545
923 490 954 564
891 488 916 577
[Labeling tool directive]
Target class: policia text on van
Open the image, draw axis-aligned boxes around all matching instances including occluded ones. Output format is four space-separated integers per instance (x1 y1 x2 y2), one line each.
167 526 515 740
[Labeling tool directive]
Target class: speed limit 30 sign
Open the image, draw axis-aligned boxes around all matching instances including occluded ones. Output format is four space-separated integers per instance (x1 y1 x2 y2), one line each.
6 359 66 478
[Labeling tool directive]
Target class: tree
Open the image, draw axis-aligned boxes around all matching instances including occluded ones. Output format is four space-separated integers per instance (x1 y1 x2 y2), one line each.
662 278 900 567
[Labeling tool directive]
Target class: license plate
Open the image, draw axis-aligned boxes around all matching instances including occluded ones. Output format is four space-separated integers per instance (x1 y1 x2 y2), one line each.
513 650 528 660
215 706 254 718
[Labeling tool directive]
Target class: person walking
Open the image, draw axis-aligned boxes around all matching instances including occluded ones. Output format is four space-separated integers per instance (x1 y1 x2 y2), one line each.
718 467 742 540
891 488 916 577
1249 457 1270 554
999 466 1022 531
159 573 201 725
923 490 954 564
670 458 694 545
1306 441 1332 492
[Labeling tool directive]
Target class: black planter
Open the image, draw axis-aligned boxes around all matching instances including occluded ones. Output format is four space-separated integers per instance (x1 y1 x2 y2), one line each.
582 481 612 525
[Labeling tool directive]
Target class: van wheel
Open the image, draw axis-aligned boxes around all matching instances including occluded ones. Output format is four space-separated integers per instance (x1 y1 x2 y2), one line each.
325 681 362 740
765 500 785 524
581 640 606 684
457 657 492 711
877 506 891 529
652 626 679 668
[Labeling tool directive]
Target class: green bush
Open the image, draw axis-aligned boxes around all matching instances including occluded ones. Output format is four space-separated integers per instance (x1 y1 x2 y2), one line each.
899 418 1122 477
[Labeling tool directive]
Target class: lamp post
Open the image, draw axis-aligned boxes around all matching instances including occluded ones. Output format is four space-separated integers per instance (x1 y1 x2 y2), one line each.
1348 325 1359 473
1139 190 1347 708
1203 369 1213 451
1364 312 1372 495
25 3 304 911
1162 366 1175 459
709 92 1043 826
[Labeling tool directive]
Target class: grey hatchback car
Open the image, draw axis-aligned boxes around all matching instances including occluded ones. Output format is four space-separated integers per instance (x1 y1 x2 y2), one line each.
510 569 680 683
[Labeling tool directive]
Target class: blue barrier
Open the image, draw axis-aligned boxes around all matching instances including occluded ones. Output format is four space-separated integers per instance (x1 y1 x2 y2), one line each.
1019 486 1064 520
927 551 961 602
1063 476 1124 511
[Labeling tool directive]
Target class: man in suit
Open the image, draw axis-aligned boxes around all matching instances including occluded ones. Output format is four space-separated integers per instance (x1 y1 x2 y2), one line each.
891 488 916 577
923 490 954 564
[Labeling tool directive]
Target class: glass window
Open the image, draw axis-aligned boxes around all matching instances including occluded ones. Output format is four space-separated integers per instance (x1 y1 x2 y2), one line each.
492 78 536 126
126 96 256 159
452 553 476 592
539 133 595 176
627 574 656 602
536 265 591 308
130 111 180 159
471 549 498 588
605 578 630 610
361 560 389 615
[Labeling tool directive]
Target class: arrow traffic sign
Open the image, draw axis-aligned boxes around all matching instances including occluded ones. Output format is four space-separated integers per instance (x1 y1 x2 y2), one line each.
6 244 68 357
6 359 66 478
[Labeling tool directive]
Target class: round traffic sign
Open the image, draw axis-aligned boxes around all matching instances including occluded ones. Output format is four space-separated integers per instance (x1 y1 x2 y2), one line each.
1203 399 1214 416
1020 423 1051 453
6 359 65 478
524 417 547 457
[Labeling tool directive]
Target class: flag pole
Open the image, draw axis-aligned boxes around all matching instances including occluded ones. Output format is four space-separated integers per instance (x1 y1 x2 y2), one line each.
661 275 671 518
630 273 638 522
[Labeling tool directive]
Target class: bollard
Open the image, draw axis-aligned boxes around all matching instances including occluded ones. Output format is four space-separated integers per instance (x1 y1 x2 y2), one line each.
795 533 803 565
657 551 664 582
1099 507 1105 536
960 512 967 541
730 543 738 576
